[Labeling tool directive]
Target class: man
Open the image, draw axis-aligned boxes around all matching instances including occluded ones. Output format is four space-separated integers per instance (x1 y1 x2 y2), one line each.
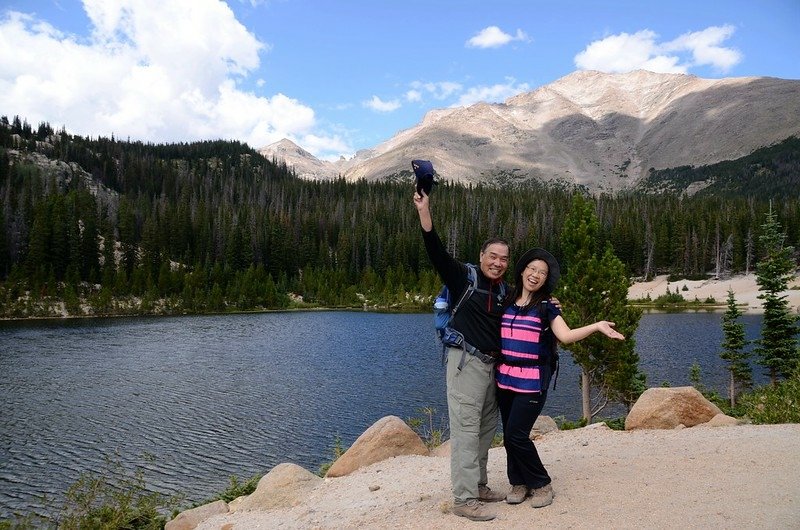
413 189 508 522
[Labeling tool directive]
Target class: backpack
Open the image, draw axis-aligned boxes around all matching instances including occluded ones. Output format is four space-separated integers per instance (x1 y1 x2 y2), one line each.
534 299 561 390
433 264 478 341
432 264 507 362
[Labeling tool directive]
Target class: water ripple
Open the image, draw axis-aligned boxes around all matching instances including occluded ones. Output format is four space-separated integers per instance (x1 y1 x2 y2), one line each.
0 311 766 519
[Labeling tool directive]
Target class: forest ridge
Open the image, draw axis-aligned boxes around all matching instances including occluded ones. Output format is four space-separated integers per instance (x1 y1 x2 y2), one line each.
0 115 798 318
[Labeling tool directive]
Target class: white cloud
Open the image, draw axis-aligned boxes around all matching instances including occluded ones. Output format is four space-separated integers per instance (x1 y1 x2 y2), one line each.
299 133 352 161
467 26 528 49
574 30 684 73
662 25 741 72
455 78 530 107
409 80 463 100
466 26 529 48
363 95 401 112
405 89 422 103
0 1 344 152
574 25 741 74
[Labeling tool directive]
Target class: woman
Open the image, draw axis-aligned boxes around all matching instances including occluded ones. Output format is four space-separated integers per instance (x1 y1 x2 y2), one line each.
496 248 625 508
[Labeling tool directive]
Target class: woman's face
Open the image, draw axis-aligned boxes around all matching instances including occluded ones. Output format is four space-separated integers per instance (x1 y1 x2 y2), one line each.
521 259 549 294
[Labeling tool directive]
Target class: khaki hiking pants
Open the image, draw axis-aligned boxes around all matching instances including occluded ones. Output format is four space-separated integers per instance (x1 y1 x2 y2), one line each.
445 346 499 503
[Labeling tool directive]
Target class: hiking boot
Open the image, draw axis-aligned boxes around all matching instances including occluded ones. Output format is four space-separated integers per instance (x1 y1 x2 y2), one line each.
478 484 506 503
506 484 529 504
452 499 496 521
529 483 554 508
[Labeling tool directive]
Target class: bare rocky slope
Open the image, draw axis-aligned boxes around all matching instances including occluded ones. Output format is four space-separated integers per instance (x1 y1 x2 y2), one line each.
260 70 800 192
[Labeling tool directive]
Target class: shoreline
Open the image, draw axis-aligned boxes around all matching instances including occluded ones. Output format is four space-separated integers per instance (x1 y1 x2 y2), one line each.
3 272 798 322
628 272 800 314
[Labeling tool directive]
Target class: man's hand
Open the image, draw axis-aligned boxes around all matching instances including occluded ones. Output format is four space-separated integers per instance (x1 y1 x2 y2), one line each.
413 190 429 211
549 296 562 311
413 190 433 231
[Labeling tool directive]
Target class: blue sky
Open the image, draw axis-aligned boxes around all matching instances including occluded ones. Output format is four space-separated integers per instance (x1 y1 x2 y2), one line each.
1 0 798 160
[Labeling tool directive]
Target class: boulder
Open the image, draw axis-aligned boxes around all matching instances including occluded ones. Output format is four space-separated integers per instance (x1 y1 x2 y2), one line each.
237 463 322 511
165 499 228 530
703 413 743 427
430 439 451 457
325 415 429 477
227 495 247 512
625 386 723 430
580 422 612 431
530 415 559 438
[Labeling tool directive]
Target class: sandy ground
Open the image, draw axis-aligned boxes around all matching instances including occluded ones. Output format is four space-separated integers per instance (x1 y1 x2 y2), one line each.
627 273 800 313
190 273 800 529
197 424 800 529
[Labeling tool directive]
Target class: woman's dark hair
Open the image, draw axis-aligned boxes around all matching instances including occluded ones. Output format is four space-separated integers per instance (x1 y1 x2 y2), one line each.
504 265 551 312
503 247 560 312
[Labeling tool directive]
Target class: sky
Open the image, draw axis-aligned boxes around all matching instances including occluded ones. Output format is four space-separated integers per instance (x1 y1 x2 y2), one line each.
1 0 799 161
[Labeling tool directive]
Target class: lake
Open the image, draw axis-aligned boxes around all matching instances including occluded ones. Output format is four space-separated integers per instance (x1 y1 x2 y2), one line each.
0 311 768 520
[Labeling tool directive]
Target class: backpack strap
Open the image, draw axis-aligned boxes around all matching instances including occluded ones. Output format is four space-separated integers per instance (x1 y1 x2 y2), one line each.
539 300 560 390
442 264 502 370
449 264 478 320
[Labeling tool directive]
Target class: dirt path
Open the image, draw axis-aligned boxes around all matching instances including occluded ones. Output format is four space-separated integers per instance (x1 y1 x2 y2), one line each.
197 423 800 529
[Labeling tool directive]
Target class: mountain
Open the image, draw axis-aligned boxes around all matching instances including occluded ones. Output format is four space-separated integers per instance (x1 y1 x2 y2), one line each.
259 70 800 192
259 138 334 180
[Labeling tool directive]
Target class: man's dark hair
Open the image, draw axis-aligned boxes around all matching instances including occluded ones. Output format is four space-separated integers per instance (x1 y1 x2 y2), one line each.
480 237 510 253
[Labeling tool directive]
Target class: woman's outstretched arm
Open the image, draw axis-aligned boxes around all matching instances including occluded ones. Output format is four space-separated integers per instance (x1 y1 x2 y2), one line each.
550 315 625 344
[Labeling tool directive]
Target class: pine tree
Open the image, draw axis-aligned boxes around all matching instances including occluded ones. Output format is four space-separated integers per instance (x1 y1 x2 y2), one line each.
720 289 751 406
559 193 644 422
0 207 9 279
754 207 799 383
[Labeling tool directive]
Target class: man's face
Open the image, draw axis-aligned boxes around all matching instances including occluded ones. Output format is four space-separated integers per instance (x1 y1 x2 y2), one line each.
479 243 509 280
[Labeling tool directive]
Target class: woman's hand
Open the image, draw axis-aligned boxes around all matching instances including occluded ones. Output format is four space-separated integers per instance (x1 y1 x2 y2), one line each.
596 321 625 340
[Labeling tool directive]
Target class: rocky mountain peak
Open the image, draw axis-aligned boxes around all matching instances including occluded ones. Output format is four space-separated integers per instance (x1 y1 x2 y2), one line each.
259 70 800 192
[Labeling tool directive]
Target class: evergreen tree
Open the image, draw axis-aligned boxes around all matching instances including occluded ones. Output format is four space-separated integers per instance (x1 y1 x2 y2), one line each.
754 207 799 383
558 194 644 421
720 289 751 406
0 207 9 279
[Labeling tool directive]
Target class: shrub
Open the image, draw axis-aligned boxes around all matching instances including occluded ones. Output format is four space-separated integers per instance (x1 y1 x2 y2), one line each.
192 474 260 508
491 433 504 448
57 455 179 530
600 417 626 430
653 290 685 308
553 416 588 430
406 407 448 448
317 436 347 477
737 375 800 424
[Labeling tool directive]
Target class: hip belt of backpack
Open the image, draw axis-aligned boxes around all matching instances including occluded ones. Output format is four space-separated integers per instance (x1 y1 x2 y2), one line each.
441 327 498 369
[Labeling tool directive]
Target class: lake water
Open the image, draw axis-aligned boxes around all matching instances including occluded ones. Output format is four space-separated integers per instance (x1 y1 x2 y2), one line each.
0 311 768 520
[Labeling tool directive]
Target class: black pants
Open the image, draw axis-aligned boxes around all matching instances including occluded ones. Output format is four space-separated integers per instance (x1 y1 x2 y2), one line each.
497 387 551 489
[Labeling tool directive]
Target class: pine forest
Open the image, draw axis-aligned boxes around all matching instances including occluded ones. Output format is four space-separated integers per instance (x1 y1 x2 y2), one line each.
1 116 799 318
